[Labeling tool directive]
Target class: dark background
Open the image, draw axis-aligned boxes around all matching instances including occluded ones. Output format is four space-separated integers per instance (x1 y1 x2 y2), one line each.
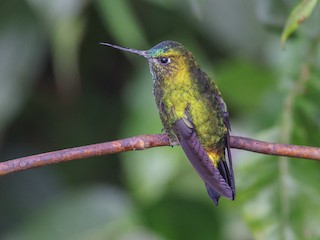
1 0 320 239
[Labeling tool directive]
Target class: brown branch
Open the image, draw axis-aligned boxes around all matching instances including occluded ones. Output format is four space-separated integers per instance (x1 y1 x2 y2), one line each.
1 134 320 176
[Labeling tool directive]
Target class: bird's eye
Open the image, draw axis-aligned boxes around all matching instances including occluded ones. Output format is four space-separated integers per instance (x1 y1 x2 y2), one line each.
159 57 171 65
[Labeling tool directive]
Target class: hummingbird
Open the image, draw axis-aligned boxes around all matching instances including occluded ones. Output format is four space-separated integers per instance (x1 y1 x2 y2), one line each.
100 40 235 205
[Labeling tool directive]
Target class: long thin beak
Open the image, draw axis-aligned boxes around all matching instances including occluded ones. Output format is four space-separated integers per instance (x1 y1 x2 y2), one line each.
100 42 148 58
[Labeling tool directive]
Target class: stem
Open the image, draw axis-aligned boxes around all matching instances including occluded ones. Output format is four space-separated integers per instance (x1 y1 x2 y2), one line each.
1 134 320 176
279 64 310 239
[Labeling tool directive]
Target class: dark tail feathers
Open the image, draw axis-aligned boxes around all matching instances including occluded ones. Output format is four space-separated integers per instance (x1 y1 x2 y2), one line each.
205 182 221 205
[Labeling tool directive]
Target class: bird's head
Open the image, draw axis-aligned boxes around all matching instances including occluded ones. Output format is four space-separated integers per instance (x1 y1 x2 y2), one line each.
100 40 195 81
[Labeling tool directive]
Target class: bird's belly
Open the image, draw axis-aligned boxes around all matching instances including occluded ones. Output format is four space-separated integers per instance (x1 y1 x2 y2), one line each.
163 87 226 148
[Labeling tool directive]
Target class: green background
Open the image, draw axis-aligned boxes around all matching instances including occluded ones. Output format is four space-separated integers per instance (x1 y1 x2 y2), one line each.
1 0 320 239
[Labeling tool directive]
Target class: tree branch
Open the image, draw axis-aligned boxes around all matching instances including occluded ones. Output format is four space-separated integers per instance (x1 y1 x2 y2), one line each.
1 134 320 176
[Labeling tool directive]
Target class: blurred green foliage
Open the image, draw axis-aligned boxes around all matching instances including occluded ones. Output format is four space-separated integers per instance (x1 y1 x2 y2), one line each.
1 0 320 239
281 0 318 45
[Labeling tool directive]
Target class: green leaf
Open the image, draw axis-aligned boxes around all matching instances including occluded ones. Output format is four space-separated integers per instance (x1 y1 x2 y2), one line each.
28 0 87 98
0 1 45 130
281 0 318 46
96 0 147 48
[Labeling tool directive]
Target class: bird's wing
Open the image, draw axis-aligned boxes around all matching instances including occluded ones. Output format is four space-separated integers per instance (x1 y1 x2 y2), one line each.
216 95 236 195
173 114 234 200
196 69 235 194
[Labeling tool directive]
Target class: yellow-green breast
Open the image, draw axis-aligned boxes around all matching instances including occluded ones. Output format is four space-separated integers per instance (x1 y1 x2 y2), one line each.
160 61 227 164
